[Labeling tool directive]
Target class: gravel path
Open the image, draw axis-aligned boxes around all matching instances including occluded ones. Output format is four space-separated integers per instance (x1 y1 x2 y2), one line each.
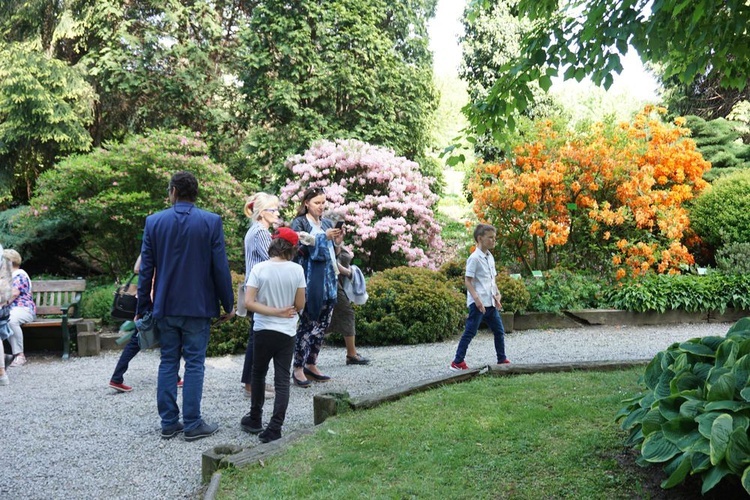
2 321 735 499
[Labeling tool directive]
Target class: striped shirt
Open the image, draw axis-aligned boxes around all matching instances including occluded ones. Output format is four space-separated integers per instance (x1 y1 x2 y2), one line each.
244 223 272 285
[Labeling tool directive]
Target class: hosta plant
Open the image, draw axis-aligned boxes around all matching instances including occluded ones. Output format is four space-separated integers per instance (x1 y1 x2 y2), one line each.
616 318 750 494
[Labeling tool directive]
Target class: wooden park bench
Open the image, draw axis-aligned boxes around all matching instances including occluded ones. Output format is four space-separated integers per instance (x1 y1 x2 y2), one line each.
20 279 87 360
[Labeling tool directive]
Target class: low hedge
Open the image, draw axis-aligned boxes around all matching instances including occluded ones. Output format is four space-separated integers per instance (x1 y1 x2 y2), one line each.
605 272 750 313
354 266 465 345
78 266 750 353
523 268 606 313
207 271 250 356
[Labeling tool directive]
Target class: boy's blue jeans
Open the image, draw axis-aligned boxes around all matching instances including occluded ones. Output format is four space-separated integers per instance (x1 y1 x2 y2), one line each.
453 304 507 364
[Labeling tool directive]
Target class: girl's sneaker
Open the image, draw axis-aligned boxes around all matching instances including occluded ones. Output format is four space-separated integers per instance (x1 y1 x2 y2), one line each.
0 373 9 386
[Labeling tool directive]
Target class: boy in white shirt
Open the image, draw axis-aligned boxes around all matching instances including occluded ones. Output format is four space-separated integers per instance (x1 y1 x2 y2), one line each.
450 224 510 370
241 228 306 443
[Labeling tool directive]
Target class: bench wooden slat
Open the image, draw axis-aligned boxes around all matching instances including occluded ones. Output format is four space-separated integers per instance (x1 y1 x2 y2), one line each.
32 280 86 292
35 292 81 308
22 318 83 328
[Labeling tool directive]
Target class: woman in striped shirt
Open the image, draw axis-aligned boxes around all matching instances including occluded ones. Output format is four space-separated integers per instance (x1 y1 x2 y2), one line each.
240 192 280 399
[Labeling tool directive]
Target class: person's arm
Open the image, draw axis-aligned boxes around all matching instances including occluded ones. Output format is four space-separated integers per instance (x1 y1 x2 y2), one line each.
337 262 351 276
10 273 21 300
133 255 141 275
245 286 297 318
211 217 236 318
492 281 503 310
324 218 342 241
254 229 271 262
136 224 154 317
294 286 306 313
465 275 486 314
489 257 502 309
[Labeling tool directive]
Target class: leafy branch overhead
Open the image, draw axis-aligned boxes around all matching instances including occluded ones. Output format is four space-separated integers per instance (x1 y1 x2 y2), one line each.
464 0 750 145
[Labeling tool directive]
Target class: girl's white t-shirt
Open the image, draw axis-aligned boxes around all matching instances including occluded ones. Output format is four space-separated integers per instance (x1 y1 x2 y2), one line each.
247 260 306 336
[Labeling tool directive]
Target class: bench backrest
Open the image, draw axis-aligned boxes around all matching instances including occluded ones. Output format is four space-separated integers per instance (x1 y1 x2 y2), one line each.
32 280 87 316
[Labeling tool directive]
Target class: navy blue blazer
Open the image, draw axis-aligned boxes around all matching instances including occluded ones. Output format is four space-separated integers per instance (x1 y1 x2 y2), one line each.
137 201 234 319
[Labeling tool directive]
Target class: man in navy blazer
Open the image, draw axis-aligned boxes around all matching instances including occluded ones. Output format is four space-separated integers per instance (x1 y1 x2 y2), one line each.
137 171 235 441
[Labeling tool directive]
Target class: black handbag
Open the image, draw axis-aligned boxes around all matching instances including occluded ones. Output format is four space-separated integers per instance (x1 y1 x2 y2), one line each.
111 274 138 320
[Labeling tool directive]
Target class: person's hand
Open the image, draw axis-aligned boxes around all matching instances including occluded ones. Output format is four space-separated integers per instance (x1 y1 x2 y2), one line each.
325 227 342 240
475 300 486 314
215 307 235 325
333 229 345 245
494 295 503 311
278 306 297 318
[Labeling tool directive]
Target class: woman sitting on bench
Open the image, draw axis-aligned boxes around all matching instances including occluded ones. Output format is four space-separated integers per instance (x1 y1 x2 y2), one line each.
3 249 36 367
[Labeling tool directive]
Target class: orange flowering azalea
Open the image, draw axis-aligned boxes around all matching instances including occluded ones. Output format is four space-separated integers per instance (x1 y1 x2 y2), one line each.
468 107 710 277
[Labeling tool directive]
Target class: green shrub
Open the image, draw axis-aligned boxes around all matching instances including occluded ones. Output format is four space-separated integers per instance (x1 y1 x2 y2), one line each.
716 243 750 274
691 170 750 250
523 268 605 312
354 267 465 345
208 315 251 357
439 258 530 313
496 273 530 313
604 273 750 313
81 283 120 327
207 271 250 356
438 258 466 296
25 130 247 277
616 318 750 495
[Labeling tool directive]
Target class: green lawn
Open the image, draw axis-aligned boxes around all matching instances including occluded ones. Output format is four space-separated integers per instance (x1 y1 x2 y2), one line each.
216 368 667 499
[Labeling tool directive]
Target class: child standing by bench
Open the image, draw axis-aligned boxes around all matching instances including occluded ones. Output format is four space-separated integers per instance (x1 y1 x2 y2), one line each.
449 224 510 371
240 228 306 443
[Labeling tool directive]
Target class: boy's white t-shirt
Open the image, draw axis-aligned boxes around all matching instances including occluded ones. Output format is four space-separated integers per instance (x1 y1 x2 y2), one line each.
247 260 306 336
465 248 498 307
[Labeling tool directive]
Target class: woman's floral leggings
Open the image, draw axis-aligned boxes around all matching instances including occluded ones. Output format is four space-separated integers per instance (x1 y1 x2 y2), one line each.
293 301 335 368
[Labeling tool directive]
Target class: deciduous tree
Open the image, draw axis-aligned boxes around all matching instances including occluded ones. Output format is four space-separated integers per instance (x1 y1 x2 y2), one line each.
457 0 559 162
239 0 439 189
464 0 750 146
0 42 94 206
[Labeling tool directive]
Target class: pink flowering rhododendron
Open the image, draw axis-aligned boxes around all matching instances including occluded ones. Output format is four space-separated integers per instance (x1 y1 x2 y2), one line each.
280 139 444 272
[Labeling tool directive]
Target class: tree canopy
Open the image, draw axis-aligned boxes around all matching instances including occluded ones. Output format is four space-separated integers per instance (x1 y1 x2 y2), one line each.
0 0 251 205
0 43 94 205
465 0 750 145
239 0 439 189
1 0 442 208
458 0 560 161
